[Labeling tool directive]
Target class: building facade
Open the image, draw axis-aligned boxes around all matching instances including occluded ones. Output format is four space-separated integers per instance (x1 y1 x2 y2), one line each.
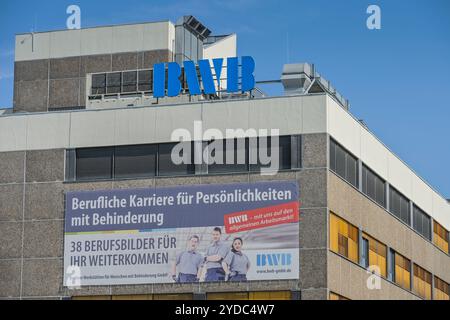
0 17 449 300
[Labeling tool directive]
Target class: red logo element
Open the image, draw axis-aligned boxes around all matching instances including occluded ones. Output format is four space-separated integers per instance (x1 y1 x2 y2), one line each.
224 201 300 234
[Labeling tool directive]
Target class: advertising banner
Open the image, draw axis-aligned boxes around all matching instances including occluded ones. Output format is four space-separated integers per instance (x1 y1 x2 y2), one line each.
63 181 300 286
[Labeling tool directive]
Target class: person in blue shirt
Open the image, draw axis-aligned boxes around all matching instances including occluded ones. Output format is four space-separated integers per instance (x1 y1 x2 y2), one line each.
203 227 229 282
222 237 250 282
171 235 203 283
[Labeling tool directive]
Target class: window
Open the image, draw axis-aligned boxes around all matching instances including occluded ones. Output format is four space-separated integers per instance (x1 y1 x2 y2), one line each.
67 136 300 182
248 291 291 300
158 142 195 176
434 277 450 300
433 221 449 253
413 264 432 300
138 70 152 92
329 213 359 263
329 292 350 300
122 71 137 93
91 73 106 95
362 164 386 208
114 145 157 178
413 206 431 240
76 147 113 180
249 136 292 172
389 187 410 225
362 233 387 278
329 138 358 188
106 72 121 94
208 138 248 174
393 252 411 290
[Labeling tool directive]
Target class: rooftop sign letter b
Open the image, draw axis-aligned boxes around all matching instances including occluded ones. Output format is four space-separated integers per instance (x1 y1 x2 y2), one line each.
153 56 255 98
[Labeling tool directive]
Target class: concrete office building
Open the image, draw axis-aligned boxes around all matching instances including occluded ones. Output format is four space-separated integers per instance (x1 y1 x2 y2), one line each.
0 16 449 300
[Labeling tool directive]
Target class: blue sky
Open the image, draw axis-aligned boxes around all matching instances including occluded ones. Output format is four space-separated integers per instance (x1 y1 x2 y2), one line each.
0 0 449 197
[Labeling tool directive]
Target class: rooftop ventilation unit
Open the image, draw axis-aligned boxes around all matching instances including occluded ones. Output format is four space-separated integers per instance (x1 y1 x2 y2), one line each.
179 15 211 41
281 63 350 110
281 63 313 95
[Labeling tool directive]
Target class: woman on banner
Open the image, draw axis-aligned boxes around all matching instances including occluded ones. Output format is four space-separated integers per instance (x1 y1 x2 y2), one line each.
222 237 250 282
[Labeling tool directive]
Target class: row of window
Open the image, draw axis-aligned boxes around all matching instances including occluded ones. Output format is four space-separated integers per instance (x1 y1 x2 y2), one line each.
329 212 449 300
72 291 293 300
329 138 449 254
91 70 154 96
66 136 300 182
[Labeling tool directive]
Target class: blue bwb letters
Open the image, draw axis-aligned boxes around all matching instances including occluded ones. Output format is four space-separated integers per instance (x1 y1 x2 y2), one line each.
153 56 255 98
256 253 292 267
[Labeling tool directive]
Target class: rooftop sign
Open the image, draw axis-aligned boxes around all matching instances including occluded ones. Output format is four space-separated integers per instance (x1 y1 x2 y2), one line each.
153 56 255 98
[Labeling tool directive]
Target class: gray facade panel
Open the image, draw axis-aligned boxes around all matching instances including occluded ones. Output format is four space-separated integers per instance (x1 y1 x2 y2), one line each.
22 258 63 297
0 260 21 298
23 220 64 258
14 59 48 82
302 133 328 168
14 80 48 112
0 221 23 259
49 57 81 80
111 178 155 189
297 169 327 208
80 54 112 77
112 52 139 71
49 78 80 108
79 77 85 107
301 288 328 300
142 50 171 68
299 248 327 289
299 208 327 249
0 184 24 221
26 149 65 183
0 151 25 184
24 183 64 220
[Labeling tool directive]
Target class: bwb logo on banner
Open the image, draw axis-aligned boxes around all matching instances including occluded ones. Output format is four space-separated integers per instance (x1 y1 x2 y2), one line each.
153 56 255 97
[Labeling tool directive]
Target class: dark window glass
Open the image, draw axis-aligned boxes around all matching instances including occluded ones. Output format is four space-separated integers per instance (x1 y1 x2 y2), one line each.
249 136 291 172
138 70 152 92
76 147 113 180
208 138 248 174
122 71 137 93
413 205 431 240
389 187 411 225
158 142 195 176
330 139 336 172
91 73 106 95
362 164 386 208
346 153 358 187
329 138 358 188
106 72 121 94
336 145 346 178
114 145 157 178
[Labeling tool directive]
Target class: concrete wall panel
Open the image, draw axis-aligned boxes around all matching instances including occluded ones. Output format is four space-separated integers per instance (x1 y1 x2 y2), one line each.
50 30 81 59
25 149 65 182
80 27 113 56
49 79 80 108
14 80 48 112
26 113 70 150
14 59 49 82
0 151 25 183
49 57 80 79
